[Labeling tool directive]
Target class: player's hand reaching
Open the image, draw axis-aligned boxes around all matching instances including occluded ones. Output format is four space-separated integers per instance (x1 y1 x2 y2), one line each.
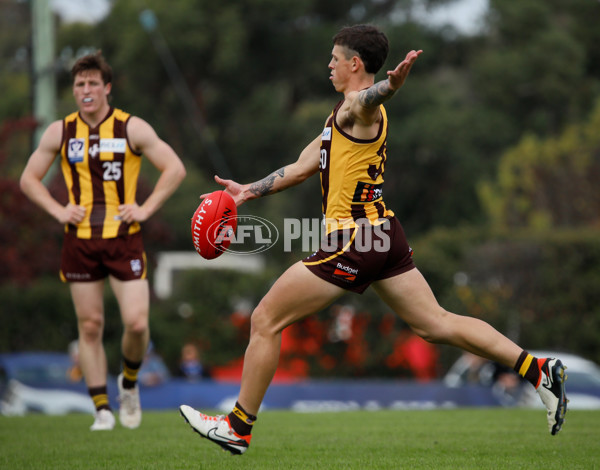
201 175 246 207
387 50 423 91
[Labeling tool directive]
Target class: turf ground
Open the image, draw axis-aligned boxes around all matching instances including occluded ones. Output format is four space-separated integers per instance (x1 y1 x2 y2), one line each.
1 409 598 469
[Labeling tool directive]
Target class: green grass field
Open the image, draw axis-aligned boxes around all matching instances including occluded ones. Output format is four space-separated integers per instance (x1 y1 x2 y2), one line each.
1 409 598 469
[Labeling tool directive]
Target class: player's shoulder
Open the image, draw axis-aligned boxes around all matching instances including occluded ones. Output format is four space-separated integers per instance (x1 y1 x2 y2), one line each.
124 115 160 153
43 119 66 140
63 109 79 121
124 114 153 133
33 119 65 153
337 91 382 128
47 119 65 130
112 107 133 121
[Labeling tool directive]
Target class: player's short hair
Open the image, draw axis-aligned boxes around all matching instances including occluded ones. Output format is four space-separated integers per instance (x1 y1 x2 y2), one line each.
71 51 112 85
333 24 389 74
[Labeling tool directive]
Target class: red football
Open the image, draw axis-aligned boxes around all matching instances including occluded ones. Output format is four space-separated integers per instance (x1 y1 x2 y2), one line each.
191 190 237 259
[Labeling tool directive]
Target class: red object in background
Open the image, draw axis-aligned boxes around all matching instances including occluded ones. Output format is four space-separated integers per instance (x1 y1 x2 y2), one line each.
210 326 309 383
386 331 439 381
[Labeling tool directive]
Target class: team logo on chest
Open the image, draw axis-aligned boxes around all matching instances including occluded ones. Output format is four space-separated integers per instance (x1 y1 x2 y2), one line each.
67 138 85 163
88 134 100 158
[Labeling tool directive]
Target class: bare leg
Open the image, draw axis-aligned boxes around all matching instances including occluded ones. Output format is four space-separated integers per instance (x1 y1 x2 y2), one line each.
373 268 522 367
70 281 107 388
109 276 150 363
238 262 344 415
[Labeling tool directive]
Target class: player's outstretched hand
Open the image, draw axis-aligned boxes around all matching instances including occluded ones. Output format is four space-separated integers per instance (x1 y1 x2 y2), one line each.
200 175 246 206
387 50 423 91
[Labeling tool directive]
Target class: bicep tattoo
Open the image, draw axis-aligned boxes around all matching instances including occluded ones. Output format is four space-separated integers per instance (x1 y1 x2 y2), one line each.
249 167 286 197
358 79 396 107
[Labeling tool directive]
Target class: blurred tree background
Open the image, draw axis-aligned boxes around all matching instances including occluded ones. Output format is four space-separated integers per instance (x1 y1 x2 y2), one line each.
1 0 599 378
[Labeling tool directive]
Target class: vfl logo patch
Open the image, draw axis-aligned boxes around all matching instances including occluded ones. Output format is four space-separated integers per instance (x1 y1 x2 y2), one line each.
353 182 383 203
321 127 332 141
130 259 142 276
67 138 85 163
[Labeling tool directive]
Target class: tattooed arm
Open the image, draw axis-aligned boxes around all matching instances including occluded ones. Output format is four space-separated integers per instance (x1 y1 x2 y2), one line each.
359 49 422 107
248 167 287 197
208 134 322 206
343 49 422 130
357 78 397 107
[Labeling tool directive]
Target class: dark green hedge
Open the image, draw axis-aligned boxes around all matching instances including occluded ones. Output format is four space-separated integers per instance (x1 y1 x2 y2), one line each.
413 226 600 365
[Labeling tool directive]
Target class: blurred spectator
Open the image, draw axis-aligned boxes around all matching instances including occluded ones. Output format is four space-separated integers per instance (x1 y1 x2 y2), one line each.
179 342 208 381
66 340 83 383
444 351 528 405
138 343 170 387
68 339 168 386
328 305 355 342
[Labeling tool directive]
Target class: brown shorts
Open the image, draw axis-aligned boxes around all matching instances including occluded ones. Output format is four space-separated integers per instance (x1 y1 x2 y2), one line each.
60 231 147 282
302 216 415 294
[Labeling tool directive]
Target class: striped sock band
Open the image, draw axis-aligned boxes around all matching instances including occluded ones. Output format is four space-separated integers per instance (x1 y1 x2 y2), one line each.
122 356 142 389
228 402 256 436
89 385 111 411
514 350 543 387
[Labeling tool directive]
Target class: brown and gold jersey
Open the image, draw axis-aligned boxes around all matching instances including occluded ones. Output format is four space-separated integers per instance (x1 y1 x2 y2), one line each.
319 100 394 233
60 107 142 239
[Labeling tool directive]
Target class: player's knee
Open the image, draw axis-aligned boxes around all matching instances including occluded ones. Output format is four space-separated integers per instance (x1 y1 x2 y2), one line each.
412 327 438 344
249 304 279 338
78 318 103 342
412 309 453 344
123 313 149 336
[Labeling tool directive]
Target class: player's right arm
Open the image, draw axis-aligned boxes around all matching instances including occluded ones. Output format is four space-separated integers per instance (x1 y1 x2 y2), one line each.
346 49 423 128
209 134 322 207
20 121 86 225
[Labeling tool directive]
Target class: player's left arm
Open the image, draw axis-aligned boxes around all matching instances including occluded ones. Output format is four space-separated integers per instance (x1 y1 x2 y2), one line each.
119 116 186 223
350 49 423 125
207 134 322 207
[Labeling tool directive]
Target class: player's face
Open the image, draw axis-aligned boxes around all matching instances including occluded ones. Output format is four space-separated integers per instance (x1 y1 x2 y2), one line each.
72 70 111 116
328 45 353 92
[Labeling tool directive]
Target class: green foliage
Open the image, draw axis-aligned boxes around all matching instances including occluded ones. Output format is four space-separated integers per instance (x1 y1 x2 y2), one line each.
414 226 600 364
3 0 600 238
0 278 77 352
0 74 29 121
148 268 275 370
0 173 63 284
480 98 600 229
0 277 124 366
0 2 30 120
478 0 594 135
